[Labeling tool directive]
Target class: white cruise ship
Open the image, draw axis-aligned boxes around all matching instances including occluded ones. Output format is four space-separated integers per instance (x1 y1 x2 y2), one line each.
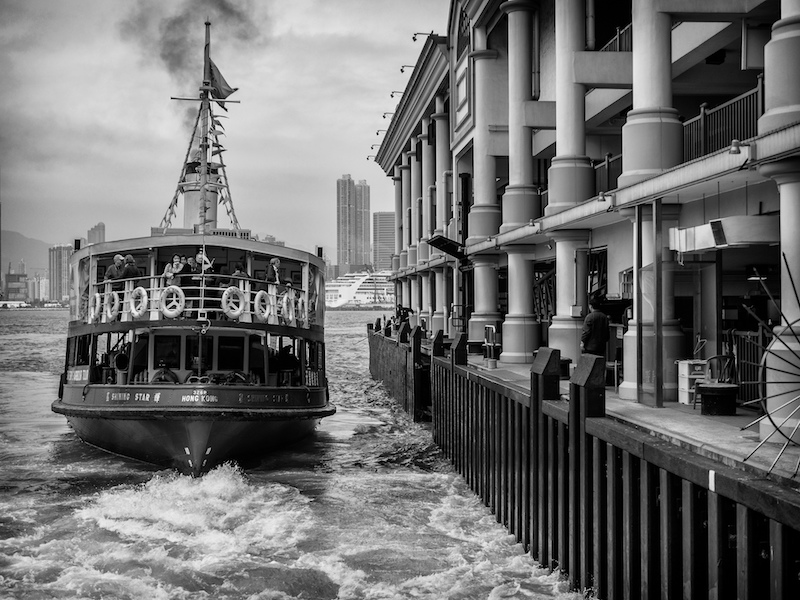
325 271 395 309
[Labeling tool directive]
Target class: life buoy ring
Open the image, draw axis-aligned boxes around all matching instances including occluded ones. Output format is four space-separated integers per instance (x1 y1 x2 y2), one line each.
151 368 179 384
88 292 102 322
160 285 185 319
129 286 149 318
222 286 246 319
253 290 271 322
104 291 121 320
281 293 295 325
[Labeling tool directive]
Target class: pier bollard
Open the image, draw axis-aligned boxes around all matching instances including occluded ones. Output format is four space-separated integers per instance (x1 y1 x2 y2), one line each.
398 321 411 344
432 330 445 357
530 347 561 570
568 353 606 592
451 333 468 366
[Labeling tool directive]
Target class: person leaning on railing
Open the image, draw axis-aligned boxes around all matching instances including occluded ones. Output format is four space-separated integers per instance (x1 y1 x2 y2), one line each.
104 254 125 291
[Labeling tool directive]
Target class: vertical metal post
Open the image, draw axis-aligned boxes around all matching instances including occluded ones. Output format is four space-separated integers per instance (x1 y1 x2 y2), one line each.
653 198 663 407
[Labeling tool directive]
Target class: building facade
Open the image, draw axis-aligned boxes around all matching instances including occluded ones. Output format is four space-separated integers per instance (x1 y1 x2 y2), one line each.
376 0 800 441
4 260 27 302
372 211 395 270
336 174 371 274
87 222 106 245
49 244 72 302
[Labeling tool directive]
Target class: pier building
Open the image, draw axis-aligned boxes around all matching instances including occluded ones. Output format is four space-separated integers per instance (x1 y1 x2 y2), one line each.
375 0 800 434
371 0 800 596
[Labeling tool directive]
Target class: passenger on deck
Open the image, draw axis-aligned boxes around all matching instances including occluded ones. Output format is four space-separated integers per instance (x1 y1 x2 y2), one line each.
120 255 142 281
104 255 125 289
265 258 281 324
265 257 281 284
163 254 183 286
230 263 249 286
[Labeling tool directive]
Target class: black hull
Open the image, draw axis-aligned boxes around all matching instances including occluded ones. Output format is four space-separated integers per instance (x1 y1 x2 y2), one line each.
54 384 334 476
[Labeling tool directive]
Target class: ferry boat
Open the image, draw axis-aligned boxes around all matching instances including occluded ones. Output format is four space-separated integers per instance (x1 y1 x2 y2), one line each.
52 22 334 476
325 270 395 309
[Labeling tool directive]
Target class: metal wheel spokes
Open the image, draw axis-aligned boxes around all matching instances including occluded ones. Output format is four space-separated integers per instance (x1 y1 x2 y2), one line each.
740 254 800 476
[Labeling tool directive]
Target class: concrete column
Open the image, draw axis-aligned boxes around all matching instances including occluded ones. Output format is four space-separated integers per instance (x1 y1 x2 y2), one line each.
432 94 452 247
759 1 800 133
402 278 411 317
392 167 402 274
546 0 594 215
617 205 683 401
409 139 421 266
432 101 451 333
432 265 446 336
399 154 411 270
758 158 800 442
419 117 435 263
467 40 501 242
409 275 420 328
618 0 682 187
420 272 431 334
501 247 539 363
466 30 501 343
468 255 501 344
501 0 540 231
547 230 590 363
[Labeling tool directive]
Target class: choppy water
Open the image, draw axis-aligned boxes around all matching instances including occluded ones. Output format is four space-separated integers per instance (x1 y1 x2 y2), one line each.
0 309 579 600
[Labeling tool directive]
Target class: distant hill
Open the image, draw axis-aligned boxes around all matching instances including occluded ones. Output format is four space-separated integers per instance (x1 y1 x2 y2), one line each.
1 230 55 276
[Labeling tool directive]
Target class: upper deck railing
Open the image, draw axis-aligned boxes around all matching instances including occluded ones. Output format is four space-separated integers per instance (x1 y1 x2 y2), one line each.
83 275 319 329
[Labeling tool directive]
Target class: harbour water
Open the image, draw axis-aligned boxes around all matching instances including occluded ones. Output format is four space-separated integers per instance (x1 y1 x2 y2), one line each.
0 309 580 600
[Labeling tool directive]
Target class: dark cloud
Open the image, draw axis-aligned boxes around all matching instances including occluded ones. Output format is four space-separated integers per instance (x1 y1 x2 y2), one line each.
119 0 264 87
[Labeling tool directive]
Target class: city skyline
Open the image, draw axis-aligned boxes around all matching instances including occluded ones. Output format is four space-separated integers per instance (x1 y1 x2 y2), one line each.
0 1 450 256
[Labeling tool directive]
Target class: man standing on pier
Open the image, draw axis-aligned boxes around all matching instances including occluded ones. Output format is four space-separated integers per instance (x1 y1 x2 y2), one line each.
581 296 609 356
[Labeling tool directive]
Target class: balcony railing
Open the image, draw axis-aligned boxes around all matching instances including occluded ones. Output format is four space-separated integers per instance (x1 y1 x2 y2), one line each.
683 75 764 161
594 153 623 194
598 24 632 52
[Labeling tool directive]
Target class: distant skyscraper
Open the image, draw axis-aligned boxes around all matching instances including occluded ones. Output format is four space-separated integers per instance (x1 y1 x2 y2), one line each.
336 175 370 273
88 222 106 244
49 244 72 302
372 212 394 271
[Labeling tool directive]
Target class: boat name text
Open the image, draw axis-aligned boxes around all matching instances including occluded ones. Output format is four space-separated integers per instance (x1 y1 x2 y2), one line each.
182 389 219 403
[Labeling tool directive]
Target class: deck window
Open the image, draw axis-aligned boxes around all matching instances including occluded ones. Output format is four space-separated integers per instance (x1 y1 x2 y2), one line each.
154 335 181 369
218 336 245 370
185 336 213 372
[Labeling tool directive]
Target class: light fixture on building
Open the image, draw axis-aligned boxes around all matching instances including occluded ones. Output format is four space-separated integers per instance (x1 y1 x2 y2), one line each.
729 139 755 155
376 129 387 136
400 65 414 73
371 144 381 149
598 191 616 211
382 112 394 119
546 242 553 250
412 31 433 42
390 91 404 98
366 155 376 161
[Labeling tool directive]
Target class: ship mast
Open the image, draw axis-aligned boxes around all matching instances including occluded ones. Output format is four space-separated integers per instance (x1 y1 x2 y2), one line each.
199 21 212 234
158 21 241 234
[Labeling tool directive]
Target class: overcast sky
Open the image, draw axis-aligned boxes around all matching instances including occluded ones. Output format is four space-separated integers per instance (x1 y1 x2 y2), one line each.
0 0 449 258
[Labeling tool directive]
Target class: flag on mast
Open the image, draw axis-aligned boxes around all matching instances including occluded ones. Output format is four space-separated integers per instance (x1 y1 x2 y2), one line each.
209 59 237 109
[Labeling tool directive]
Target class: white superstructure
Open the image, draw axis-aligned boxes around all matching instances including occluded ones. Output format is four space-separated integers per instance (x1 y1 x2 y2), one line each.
325 271 395 308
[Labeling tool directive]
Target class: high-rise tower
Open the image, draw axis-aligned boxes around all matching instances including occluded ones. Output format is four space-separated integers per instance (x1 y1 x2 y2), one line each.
48 244 72 302
336 175 371 274
372 211 394 271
